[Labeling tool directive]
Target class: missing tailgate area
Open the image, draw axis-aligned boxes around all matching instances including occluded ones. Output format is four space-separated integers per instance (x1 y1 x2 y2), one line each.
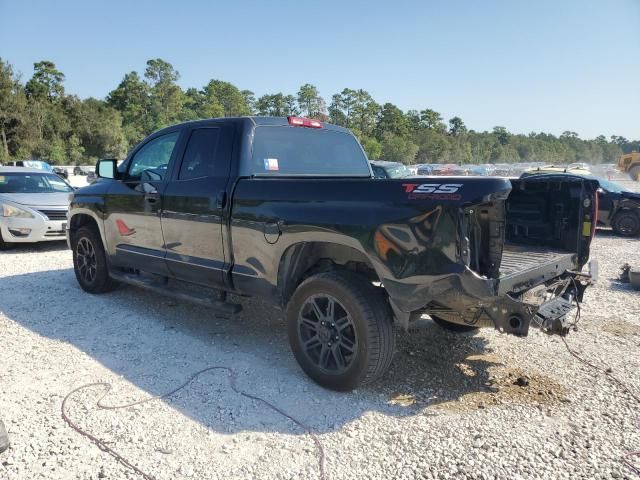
452 177 594 336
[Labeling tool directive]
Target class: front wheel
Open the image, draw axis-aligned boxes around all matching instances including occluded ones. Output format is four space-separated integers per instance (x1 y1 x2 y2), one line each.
612 211 640 237
629 165 640 182
287 271 395 391
71 225 119 293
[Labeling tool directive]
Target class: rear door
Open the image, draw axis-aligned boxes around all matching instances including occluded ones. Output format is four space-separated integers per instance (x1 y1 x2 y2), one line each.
161 122 235 288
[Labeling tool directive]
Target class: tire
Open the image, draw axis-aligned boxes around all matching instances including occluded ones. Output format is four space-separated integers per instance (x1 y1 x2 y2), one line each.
431 315 479 333
0 230 12 250
629 165 640 182
612 210 640 237
286 271 395 391
71 225 119 293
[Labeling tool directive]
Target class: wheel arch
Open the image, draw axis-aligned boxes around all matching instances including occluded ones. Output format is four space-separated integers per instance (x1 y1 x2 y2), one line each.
68 209 106 246
277 241 381 305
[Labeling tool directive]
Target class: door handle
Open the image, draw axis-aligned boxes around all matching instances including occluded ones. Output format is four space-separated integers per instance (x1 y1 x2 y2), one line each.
142 182 159 203
216 191 227 209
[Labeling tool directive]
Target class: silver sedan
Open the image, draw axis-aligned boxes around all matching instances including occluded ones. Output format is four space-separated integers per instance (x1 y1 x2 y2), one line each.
0 167 73 248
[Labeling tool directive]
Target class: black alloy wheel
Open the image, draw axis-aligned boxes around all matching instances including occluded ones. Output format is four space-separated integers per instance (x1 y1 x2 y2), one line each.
76 237 97 284
297 294 357 374
71 225 119 293
287 271 395 391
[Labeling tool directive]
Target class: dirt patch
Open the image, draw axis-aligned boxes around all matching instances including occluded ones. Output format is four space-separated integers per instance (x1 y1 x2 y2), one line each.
433 354 567 413
601 320 640 337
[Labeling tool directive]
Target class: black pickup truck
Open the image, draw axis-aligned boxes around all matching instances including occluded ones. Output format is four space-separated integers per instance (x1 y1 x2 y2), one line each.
67 116 597 391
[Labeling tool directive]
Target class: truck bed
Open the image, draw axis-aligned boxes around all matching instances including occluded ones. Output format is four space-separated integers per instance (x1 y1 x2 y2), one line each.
498 244 576 294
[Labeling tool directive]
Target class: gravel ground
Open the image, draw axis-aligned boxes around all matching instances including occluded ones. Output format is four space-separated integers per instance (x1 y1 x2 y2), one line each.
1 233 639 479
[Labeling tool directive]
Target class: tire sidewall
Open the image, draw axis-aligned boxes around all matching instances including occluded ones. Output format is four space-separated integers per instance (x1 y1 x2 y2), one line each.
71 226 112 293
287 275 376 391
613 211 640 237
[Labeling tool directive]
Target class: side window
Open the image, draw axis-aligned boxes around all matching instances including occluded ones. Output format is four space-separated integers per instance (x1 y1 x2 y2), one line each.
127 131 180 181
178 128 220 180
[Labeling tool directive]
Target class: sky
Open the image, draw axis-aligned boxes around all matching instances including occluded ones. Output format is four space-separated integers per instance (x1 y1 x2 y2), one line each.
1 0 638 139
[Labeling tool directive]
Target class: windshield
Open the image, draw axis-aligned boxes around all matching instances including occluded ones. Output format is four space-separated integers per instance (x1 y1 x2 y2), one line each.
0 172 73 193
248 126 370 177
595 176 627 193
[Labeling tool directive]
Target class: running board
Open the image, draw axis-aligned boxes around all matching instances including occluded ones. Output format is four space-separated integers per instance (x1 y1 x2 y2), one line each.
109 271 242 315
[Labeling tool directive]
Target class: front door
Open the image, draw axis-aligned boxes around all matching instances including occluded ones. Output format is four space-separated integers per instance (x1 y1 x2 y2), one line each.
104 130 181 275
161 124 234 288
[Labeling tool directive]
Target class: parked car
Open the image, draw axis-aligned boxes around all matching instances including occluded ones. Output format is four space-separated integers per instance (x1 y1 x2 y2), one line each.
416 164 433 176
73 166 84 176
0 167 72 248
568 162 591 171
521 168 640 236
53 166 69 179
430 164 456 175
4 160 55 173
67 116 597 391
526 164 591 177
370 160 412 179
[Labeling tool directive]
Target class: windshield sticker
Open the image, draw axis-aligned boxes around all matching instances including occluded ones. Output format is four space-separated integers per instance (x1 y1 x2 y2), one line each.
0 176 5 184
264 158 279 171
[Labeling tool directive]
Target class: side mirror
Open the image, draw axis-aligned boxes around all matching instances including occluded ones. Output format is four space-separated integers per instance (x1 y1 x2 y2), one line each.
96 159 118 179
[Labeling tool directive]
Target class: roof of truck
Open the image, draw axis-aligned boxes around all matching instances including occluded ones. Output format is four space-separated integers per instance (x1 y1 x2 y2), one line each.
151 116 351 137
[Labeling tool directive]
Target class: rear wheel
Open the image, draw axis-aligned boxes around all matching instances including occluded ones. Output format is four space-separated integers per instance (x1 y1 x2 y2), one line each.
71 225 119 293
287 271 395 391
612 210 640 237
431 315 479 333
629 165 640 182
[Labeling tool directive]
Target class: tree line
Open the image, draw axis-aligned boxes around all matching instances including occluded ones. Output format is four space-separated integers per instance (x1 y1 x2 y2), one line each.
1 57 638 166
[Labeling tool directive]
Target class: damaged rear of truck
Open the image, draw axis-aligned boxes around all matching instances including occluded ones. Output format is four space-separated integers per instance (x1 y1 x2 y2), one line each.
376 174 598 336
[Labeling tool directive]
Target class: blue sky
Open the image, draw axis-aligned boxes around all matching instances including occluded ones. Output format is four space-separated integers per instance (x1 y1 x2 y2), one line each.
1 0 638 139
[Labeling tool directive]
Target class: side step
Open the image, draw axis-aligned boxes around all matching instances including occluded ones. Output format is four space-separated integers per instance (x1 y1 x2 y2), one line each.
109 271 242 315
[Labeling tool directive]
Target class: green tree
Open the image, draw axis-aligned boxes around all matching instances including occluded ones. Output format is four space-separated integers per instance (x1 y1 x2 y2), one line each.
107 71 149 145
0 58 27 160
360 136 382 159
203 80 251 117
420 109 445 131
241 90 256 114
380 132 418 163
492 126 510 145
144 58 184 131
25 60 65 101
376 103 409 138
297 84 324 118
448 116 467 136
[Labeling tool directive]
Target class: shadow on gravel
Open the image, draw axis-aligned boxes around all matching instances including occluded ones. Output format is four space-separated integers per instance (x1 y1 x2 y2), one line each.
1 267 499 436
0 240 68 254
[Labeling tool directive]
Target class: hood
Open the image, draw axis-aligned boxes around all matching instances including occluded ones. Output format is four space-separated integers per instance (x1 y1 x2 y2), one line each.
0 192 71 208
621 190 640 202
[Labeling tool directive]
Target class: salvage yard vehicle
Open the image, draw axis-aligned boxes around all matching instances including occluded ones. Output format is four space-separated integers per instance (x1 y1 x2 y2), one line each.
53 166 69 179
618 151 640 181
522 168 640 237
66 116 598 391
0 167 72 249
370 160 413 179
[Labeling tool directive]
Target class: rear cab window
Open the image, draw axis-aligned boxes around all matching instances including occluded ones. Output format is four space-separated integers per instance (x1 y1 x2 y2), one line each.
245 126 371 177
